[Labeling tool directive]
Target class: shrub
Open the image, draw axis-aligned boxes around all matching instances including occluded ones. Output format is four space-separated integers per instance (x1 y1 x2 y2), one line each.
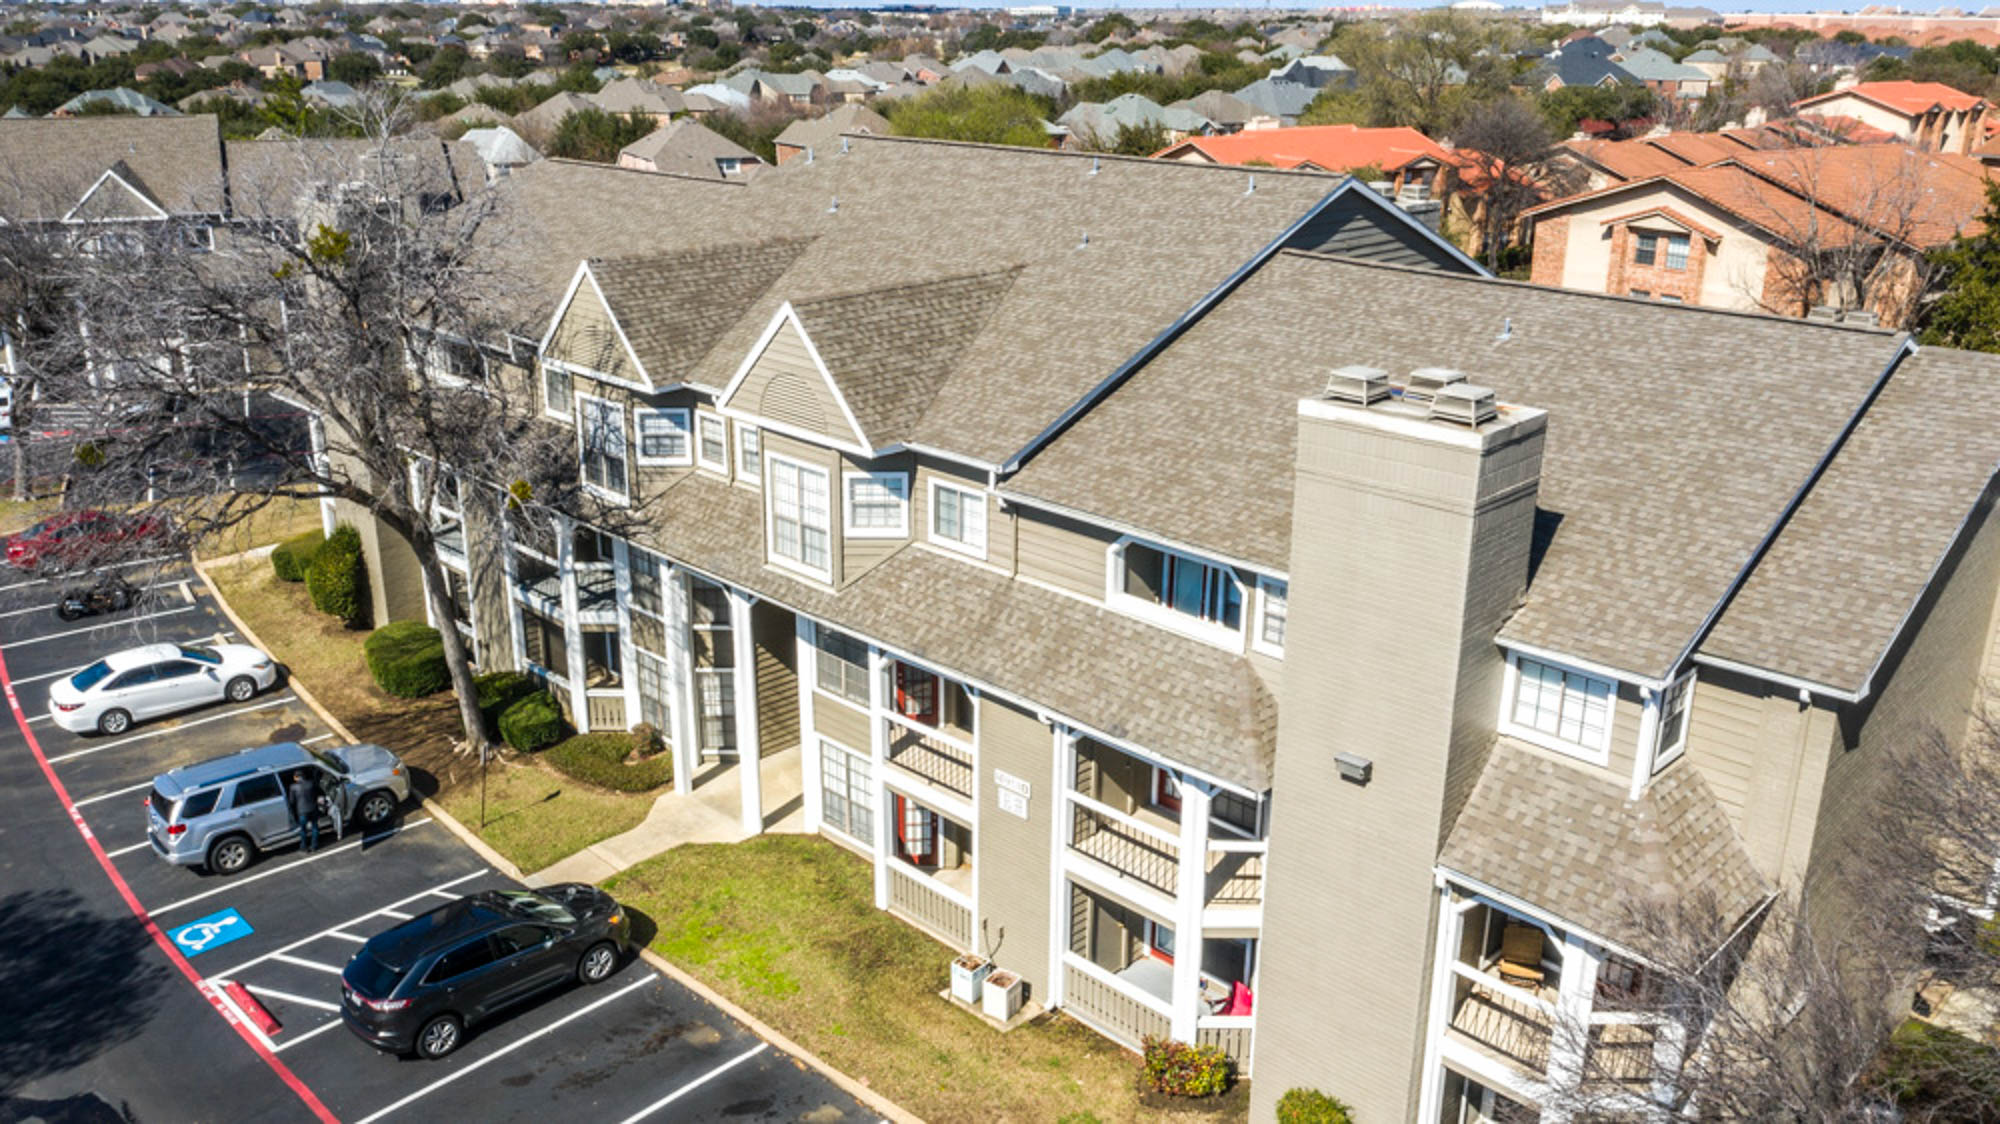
474 670 541 734
543 732 674 793
1139 1037 1232 1099
627 722 664 758
270 529 324 582
497 691 565 752
363 620 450 698
306 523 368 628
1276 1088 1355 1124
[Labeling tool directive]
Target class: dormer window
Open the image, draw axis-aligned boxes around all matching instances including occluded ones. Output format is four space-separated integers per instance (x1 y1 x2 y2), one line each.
1254 577 1287 656
577 395 627 502
1635 231 1689 271
767 453 831 579
1502 652 1613 765
541 362 572 421
928 479 986 559
1652 671 1693 773
1122 541 1240 628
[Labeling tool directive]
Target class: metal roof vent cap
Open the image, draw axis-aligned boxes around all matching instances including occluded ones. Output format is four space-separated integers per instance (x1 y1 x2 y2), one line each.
1401 366 1467 405
1430 383 1498 427
1323 365 1390 405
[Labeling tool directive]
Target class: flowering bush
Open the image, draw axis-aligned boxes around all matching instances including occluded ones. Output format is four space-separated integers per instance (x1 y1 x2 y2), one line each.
1139 1036 1231 1098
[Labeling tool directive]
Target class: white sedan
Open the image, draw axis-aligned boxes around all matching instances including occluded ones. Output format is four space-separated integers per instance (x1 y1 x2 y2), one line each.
49 643 279 735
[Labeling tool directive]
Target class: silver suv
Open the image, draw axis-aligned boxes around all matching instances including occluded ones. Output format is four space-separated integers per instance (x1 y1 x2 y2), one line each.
147 742 413 875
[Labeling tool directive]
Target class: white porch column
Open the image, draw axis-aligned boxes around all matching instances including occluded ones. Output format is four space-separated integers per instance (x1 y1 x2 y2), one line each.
869 644 890 910
667 567 699 791
1170 777 1212 1043
1546 933 1603 1112
1629 686 1662 799
729 587 762 836
555 517 588 727
1048 725 1076 1010
797 618 821 834
612 538 640 728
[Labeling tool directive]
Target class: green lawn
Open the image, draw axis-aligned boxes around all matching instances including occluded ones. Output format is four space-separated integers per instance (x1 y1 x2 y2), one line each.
607 835 1249 1124
436 759 655 874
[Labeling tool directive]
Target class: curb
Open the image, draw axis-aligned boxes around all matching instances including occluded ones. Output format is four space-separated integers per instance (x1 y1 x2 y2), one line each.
634 946 923 1124
196 558 917 1122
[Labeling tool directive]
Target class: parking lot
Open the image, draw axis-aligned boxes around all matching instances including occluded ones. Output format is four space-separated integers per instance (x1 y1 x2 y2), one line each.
0 555 876 1123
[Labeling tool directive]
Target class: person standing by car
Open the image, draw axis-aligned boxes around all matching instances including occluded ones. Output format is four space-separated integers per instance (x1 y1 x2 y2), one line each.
287 770 319 853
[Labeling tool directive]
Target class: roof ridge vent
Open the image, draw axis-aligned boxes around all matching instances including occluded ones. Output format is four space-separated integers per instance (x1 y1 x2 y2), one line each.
1430 383 1498 427
1322 365 1390 405
1399 366 1466 406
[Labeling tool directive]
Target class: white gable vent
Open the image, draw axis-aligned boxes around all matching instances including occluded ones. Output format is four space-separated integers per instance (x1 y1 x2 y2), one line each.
1431 383 1498 427
1400 366 1466 405
1323 365 1390 405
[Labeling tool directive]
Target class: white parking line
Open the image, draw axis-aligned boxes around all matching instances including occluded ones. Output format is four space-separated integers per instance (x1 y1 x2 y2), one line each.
326 931 366 944
353 975 656 1124
106 840 151 858
244 984 341 1012
272 954 344 975
46 695 299 764
272 1019 344 1054
0 554 183 594
208 869 488 980
302 733 334 744
147 816 434 917
617 1044 770 1124
425 889 461 900
379 908 412 920
1 603 200 650
74 779 154 808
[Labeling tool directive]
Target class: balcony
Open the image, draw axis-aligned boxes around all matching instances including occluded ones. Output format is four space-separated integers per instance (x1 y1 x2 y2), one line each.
1068 793 1179 897
1206 842 1265 907
887 860 971 948
883 718 973 799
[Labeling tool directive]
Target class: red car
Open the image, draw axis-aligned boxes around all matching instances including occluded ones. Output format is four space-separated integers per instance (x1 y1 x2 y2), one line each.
5 511 168 571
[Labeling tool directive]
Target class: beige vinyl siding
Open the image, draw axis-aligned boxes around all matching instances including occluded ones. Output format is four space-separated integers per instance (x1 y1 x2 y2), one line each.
975 696 1057 995
813 691 869 750
1016 506 1117 599
1683 669 1768 821
725 319 865 449
1606 681 1644 782
547 275 642 385
752 601 800 757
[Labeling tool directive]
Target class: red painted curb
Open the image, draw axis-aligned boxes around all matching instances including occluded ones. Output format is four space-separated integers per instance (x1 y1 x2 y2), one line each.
0 645 341 1123
222 980 284 1037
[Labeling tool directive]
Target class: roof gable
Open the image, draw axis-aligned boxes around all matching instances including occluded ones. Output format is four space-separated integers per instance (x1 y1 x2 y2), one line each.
64 163 169 222
717 306 870 454
539 262 649 388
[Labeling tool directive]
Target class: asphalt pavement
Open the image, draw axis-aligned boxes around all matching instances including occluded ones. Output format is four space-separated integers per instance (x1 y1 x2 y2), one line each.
0 554 878 1123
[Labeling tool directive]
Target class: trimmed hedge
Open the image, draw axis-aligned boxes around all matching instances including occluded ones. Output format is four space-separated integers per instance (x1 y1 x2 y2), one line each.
542 733 674 793
1276 1089 1355 1124
306 523 368 628
497 691 565 752
1140 1037 1231 1099
270 529 324 582
363 621 450 698
474 671 542 734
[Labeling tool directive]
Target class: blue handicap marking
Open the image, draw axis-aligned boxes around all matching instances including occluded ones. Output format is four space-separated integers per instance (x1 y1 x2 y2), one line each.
168 908 253 958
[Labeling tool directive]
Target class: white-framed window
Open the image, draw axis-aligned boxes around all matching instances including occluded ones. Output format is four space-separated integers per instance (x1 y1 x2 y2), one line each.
819 739 873 846
814 626 869 706
541 362 572 421
768 453 831 579
1111 538 1244 642
415 334 485 386
928 478 986 559
1652 671 1693 773
1254 576 1287 656
634 407 691 466
844 471 908 538
696 412 729 474
577 395 628 501
737 425 762 486
1503 653 1615 764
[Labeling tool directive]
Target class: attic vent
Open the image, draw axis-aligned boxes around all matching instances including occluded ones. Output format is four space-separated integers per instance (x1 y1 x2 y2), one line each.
1841 309 1879 328
1245 173 1256 195
1322 365 1390 405
1807 305 1841 322
1430 383 1498 427
1399 366 1467 406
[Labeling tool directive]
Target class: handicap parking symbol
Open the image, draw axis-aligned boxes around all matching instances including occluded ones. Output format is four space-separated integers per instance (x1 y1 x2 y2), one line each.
168 908 254 957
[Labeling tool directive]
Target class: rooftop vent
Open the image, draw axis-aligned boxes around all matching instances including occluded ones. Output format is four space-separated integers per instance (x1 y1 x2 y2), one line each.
1842 309 1879 328
1400 366 1467 405
1807 304 1841 322
1323 365 1391 405
1430 383 1498 427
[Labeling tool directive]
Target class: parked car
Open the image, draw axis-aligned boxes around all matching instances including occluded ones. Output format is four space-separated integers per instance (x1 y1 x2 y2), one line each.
341 885 632 1059
5 510 168 571
49 642 278 735
54 576 136 621
146 741 412 875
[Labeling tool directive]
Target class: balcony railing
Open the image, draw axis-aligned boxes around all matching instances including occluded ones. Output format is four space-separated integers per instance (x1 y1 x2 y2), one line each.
1205 841 1266 907
887 862 971 949
1068 792 1180 897
1447 962 1556 1075
1063 954 1172 1050
883 718 973 799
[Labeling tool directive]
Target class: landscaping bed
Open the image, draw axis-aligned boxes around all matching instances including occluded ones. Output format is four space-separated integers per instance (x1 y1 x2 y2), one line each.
607 835 1249 1124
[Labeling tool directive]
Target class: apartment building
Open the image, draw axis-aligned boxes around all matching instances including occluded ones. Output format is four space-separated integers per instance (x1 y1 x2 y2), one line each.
340 138 2000 1123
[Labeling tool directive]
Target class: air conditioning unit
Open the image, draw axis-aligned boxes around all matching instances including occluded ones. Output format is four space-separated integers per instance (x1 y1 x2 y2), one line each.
1322 365 1390 405
1401 366 1467 405
1431 383 1498 427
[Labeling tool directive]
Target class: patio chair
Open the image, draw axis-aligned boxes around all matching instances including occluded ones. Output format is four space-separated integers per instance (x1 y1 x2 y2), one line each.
1496 924 1547 990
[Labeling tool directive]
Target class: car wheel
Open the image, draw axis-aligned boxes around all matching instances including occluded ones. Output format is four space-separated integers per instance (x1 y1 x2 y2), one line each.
55 603 84 622
224 676 257 703
577 942 618 985
416 1014 463 1059
208 835 254 876
97 708 131 736
356 790 397 828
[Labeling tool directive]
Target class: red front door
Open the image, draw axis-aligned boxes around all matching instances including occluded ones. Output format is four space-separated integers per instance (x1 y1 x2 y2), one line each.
894 663 938 726
895 794 935 866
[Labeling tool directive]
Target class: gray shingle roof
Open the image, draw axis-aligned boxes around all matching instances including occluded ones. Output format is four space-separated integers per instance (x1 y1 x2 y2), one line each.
1702 346 2000 695
617 118 758 180
772 102 891 154
0 114 225 221
1438 740 1770 947
587 238 816 385
1004 251 1908 682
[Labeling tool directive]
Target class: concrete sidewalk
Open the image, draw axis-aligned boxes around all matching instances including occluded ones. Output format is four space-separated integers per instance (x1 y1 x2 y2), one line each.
528 745 806 885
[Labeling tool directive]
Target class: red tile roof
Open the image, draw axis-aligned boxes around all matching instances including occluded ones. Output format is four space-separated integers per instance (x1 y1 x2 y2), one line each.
1152 124 1449 175
1796 79 1989 117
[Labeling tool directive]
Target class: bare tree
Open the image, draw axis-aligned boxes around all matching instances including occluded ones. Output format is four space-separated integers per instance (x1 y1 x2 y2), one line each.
0 193 91 503
1448 95 1586 270
45 94 631 753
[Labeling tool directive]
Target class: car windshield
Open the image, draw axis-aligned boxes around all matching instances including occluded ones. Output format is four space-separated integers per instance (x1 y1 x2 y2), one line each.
492 890 577 926
345 950 405 999
149 786 174 821
70 661 113 691
309 748 348 775
177 645 221 665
